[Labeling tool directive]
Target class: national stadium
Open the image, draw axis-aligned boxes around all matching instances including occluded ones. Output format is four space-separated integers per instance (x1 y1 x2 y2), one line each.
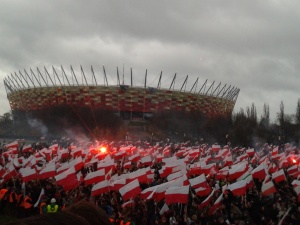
3 66 240 134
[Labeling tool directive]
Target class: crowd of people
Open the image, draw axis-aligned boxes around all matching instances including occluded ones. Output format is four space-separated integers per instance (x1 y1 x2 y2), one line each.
0 138 300 225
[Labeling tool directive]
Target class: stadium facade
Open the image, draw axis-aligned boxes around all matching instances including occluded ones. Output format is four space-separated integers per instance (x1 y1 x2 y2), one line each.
4 66 239 123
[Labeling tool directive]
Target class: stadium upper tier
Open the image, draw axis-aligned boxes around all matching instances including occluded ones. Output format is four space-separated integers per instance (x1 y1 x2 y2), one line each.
4 66 239 117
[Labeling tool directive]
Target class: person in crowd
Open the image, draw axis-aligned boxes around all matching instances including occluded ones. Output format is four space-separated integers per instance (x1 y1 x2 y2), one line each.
46 198 60 213
65 201 111 225
5 211 91 225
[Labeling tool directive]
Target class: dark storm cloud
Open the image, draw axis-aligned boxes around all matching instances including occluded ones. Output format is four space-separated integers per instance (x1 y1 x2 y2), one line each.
0 0 300 121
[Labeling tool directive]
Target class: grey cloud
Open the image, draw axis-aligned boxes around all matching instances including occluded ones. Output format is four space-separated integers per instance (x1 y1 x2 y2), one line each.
0 0 300 122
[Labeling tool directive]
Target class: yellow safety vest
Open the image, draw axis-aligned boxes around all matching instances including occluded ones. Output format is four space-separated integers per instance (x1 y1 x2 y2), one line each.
47 204 59 213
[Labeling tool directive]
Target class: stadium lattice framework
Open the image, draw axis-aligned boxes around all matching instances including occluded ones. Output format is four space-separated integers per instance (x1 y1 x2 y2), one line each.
4 66 239 121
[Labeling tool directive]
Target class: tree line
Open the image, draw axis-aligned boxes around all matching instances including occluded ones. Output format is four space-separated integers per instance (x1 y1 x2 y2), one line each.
0 99 299 147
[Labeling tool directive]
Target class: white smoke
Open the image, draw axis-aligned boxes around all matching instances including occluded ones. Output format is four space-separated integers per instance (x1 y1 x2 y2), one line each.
27 118 48 137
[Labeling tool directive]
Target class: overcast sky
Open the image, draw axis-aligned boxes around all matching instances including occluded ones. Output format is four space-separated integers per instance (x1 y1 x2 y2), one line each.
0 0 299 122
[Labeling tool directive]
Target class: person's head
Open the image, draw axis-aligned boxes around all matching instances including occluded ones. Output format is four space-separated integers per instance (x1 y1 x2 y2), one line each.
66 201 110 225
5 211 90 225
50 198 56 204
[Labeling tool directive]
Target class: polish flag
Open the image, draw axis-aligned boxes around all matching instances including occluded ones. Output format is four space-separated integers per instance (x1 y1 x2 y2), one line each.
216 170 228 179
140 155 152 166
201 163 218 175
39 163 56 180
211 145 221 152
153 180 176 202
110 178 127 191
208 193 223 215
268 164 279 174
189 174 208 189
294 186 300 202
271 147 278 156
127 168 148 183
165 186 189 204
189 164 202 176
71 148 82 158
155 154 163 163
91 180 110 197
228 162 248 180
121 200 134 208
123 161 132 169
287 165 298 175
97 158 115 173
70 157 84 171
251 163 267 180
55 167 76 186
128 153 141 163
119 179 141 201
0 166 5 178
22 144 32 153
167 170 186 182
84 169 105 186
62 177 80 192
272 169 286 183
3 164 18 182
198 188 215 209
228 180 247 196
261 180 277 196
246 148 255 157
195 186 212 197
140 186 158 200
58 148 69 159
20 167 38 182
291 180 300 187
223 154 233 167
159 203 170 215
272 152 284 161
5 141 18 149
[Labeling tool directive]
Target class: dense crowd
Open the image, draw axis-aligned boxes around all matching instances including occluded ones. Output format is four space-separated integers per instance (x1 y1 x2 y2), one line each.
0 138 300 225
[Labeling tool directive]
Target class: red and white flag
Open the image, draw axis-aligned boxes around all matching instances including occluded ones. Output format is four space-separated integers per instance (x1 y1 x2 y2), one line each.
246 148 255 157
208 193 223 215
127 168 148 183
22 144 32 153
228 162 248 180
195 186 212 197
201 163 218 175
140 186 158 200
91 180 110 197
251 163 267 180
20 167 38 182
188 173 208 189
211 145 221 152
55 167 76 186
5 141 18 149
110 178 127 191
70 157 84 171
39 163 56 180
261 180 277 196
291 179 300 187
159 203 170 215
287 165 298 175
128 153 141 163
272 169 286 183
198 188 215 209
294 186 300 202
165 186 189 204
228 180 247 196
84 169 105 186
119 179 141 201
